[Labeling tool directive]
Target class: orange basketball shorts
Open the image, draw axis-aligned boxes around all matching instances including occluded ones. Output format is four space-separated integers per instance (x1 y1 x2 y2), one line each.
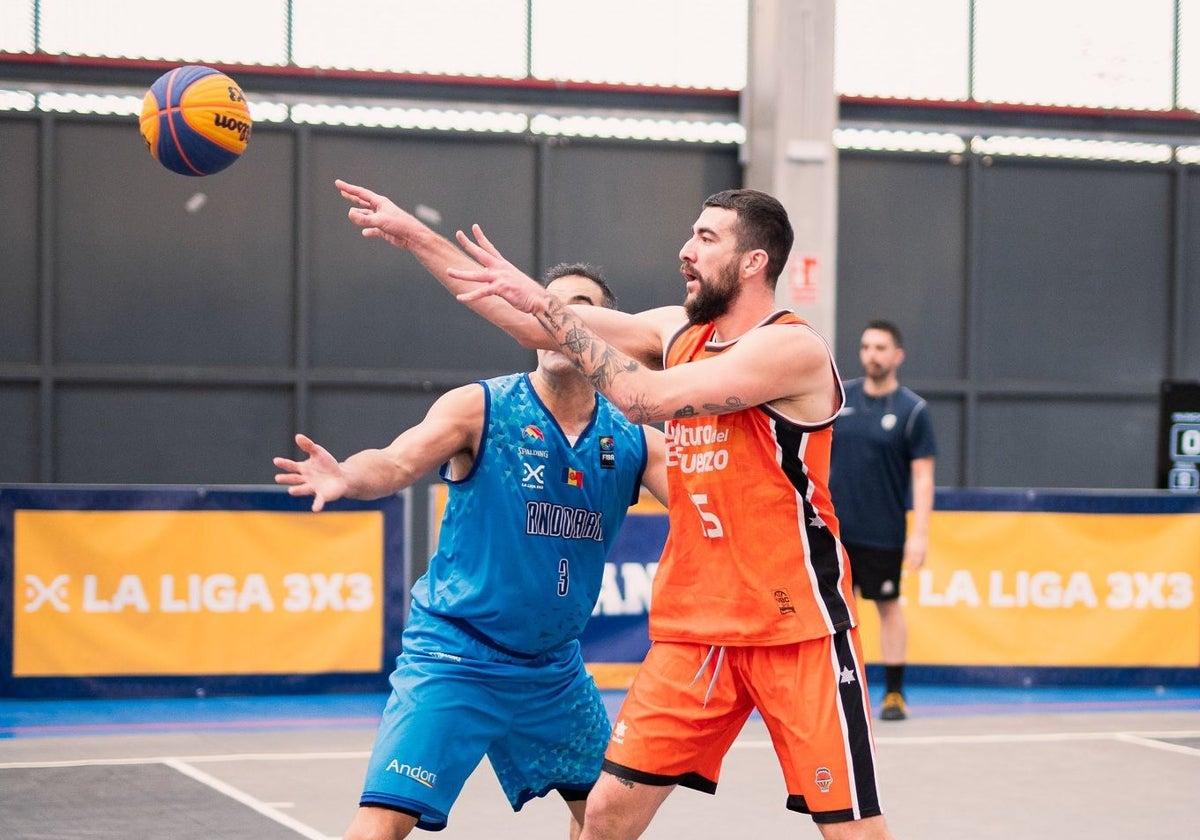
601 629 883 824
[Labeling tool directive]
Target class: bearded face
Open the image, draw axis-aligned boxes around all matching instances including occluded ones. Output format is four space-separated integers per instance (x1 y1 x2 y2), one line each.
859 327 904 384
684 257 742 325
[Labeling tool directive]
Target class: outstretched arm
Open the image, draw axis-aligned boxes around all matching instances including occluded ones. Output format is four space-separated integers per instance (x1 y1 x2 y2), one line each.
446 223 680 368
450 227 835 425
336 179 544 346
273 384 484 511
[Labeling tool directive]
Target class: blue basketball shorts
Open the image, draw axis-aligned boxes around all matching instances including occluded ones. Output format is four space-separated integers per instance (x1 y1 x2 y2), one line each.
358 606 611 831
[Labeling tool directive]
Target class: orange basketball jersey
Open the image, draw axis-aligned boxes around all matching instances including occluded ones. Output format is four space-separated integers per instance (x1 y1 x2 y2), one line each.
651 311 856 645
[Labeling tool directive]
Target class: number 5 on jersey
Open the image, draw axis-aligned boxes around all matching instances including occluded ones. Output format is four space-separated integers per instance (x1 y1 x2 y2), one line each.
688 493 725 538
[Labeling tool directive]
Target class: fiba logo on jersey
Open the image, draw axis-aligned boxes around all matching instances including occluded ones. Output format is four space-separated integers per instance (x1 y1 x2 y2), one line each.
599 435 616 469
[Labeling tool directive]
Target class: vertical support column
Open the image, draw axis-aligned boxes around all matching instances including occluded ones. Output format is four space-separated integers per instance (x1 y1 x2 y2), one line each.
742 0 839 344
291 124 311 437
37 111 55 482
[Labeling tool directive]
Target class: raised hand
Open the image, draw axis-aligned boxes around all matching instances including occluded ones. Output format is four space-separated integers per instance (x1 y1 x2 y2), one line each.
336 179 426 250
448 224 552 314
273 433 349 512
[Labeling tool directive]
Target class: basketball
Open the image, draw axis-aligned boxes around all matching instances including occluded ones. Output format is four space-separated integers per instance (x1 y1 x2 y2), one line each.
139 65 252 176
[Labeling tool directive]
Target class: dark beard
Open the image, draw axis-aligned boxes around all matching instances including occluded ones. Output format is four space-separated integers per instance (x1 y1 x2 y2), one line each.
684 262 740 325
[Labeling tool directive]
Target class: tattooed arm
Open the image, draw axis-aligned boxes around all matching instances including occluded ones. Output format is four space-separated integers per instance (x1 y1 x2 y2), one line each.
449 225 836 424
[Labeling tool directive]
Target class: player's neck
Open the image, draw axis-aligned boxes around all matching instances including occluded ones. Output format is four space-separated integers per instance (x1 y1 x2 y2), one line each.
863 375 899 397
530 369 596 433
709 292 779 343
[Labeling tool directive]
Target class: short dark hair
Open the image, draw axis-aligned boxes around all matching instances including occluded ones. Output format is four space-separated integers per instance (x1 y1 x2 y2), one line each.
702 189 794 288
866 319 903 348
542 262 618 309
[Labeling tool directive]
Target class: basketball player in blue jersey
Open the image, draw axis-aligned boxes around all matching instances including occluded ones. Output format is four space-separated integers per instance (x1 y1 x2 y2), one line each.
273 263 668 840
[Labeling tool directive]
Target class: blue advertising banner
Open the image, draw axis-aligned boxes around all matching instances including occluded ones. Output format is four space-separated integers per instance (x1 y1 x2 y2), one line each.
572 490 1200 688
579 508 668 664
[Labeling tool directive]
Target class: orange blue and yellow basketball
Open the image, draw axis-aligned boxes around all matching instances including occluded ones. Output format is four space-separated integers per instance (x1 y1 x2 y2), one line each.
139 65 252 176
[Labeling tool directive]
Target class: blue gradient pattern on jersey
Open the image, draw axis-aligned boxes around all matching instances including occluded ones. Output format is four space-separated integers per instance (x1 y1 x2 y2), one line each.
411 373 648 656
359 611 612 828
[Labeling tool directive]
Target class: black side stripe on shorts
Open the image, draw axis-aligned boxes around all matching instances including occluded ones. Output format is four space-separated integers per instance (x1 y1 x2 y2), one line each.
833 629 883 819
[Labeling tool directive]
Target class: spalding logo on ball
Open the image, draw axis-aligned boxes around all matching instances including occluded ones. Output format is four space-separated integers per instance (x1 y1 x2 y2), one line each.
139 65 252 176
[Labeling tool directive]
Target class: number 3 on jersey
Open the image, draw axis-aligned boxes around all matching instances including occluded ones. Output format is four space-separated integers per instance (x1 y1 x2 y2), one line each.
558 557 570 596
688 493 725 538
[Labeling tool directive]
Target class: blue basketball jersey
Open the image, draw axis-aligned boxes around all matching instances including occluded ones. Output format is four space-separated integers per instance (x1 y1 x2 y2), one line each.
410 372 648 657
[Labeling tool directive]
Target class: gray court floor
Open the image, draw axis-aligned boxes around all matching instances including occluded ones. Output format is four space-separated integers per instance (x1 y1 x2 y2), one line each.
1 704 1197 839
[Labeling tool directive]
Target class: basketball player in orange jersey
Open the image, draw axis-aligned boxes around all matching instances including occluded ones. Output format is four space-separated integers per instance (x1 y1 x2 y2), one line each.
338 181 897 839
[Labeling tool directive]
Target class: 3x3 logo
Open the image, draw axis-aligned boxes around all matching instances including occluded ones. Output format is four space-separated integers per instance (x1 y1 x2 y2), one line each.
522 462 546 489
24 574 70 612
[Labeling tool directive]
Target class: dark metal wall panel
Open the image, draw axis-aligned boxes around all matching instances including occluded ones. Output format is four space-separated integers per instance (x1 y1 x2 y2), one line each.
305 388 441 469
835 154 967 381
976 398 1159 489
0 386 39 482
53 385 292 483
307 131 538 376
1180 171 1200 380
3 105 1192 491
974 160 1171 386
924 397 962 494
53 122 295 367
836 152 1183 489
541 140 742 314
0 119 39 364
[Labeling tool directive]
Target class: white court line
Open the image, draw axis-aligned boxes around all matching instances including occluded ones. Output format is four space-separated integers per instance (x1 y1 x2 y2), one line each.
4 732 1200 770
0 750 370 769
731 730 1200 749
4 729 1200 771
163 758 336 840
0 754 345 839
1112 732 1200 758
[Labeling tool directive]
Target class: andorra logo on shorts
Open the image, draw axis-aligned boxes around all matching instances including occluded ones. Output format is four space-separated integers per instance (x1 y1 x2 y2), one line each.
386 759 437 789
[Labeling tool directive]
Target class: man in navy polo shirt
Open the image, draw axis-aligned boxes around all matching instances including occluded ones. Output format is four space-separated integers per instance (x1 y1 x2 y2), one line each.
830 320 936 721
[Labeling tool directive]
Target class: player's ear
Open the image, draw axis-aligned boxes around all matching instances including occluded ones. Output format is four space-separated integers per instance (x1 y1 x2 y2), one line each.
743 248 769 277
